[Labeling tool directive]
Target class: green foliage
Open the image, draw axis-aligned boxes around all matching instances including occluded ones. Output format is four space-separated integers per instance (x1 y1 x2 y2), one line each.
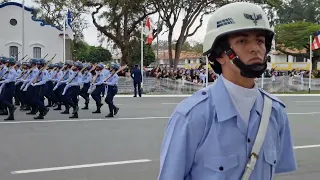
275 21 320 50
131 43 155 67
276 0 320 24
73 41 112 63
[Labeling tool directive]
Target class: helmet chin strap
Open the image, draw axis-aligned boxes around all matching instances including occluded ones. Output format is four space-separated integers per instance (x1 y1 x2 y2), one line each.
225 49 267 78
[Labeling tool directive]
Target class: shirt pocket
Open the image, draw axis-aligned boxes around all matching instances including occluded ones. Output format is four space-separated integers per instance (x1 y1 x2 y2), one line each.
263 149 277 180
204 154 239 180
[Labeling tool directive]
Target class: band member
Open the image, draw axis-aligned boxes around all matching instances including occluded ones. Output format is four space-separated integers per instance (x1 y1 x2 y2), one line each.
90 63 105 114
79 63 92 110
105 64 119 117
61 61 83 118
32 59 50 119
0 57 18 120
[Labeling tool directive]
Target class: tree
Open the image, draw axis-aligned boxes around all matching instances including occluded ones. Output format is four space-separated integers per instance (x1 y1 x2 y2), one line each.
73 40 112 63
275 21 320 70
276 0 320 24
32 0 89 40
131 41 156 67
84 0 162 65
86 46 113 64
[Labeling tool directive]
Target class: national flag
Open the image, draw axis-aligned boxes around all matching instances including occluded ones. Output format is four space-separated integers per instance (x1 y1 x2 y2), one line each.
312 30 320 50
65 10 74 40
144 17 153 44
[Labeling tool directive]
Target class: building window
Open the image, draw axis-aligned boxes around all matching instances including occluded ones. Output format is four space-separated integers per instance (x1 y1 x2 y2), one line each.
10 19 17 26
9 46 18 60
33 47 41 58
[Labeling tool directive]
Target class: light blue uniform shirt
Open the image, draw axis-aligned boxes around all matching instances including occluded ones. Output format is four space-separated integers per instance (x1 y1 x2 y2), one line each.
61 69 73 83
51 70 63 82
33 69 49 86
68 71 82 87
158 77 296 180
93 71 105 86
0 67 17 83
23 67 39 87
105 74 118 86
0 66 8 77
81 71 92 84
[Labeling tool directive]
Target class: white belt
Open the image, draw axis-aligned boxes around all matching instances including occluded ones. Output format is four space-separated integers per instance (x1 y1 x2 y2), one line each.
241 95 272 180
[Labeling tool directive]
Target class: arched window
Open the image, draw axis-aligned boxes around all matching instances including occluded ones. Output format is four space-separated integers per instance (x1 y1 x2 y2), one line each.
33 47 41 58
9 46 18 60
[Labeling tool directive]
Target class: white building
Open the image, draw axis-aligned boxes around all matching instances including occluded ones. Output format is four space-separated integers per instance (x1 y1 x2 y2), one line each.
0 2 72 63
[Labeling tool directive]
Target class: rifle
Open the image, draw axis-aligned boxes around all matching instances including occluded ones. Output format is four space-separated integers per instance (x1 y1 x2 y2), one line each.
0 54 28 80
32 54 57 84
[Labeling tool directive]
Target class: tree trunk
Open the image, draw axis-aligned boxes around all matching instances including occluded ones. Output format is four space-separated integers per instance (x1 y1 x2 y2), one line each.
168 30 174 68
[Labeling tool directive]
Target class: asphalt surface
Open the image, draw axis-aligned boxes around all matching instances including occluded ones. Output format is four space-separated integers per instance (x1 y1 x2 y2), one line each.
0 95 320 180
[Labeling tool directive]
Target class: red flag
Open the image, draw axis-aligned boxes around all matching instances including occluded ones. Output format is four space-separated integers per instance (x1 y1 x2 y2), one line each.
312 31 320 50
144 17 153 44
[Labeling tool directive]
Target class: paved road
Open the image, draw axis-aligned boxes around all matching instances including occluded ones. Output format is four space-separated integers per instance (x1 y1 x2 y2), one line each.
0 96 320 180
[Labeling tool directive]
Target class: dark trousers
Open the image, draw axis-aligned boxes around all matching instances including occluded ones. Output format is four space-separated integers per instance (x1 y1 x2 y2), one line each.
44 81 53 102
91 84 105 105
63 86 81 108
0 82 15 107
79 83 90 101
105 85 118 113
133 82 142 97
33 84 47 111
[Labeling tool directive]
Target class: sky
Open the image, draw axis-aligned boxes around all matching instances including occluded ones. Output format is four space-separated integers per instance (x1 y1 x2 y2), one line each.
15 0 211 48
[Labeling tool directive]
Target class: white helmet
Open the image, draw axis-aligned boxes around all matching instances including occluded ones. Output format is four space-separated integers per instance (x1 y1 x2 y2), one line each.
202 2 274 78
203 2 273 55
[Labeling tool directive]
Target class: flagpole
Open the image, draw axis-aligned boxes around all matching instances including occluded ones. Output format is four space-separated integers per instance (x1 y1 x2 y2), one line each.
309 34 312 93
22 0 25 60
141 21 144 89
63 13 66 63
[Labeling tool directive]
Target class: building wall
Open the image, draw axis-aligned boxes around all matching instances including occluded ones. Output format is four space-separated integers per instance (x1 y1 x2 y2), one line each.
0 2 68 63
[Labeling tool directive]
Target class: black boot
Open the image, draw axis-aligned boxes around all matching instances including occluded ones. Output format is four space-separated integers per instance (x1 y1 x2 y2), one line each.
4 105 16 121
26 106 38 115
114 107 119 115
69 112 78 118
82 98 89 110
92 103 102 113
105 112 114 118
34 112 44 119
43 107 50 116
82 104 89 110
53 103 62 110
72 106 79 114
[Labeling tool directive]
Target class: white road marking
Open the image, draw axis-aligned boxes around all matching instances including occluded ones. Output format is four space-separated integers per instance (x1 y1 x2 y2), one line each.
288 112 320 115
294 144 320 149
114 94 320 97
10 144 320 175
0 111 319 124
11 159 152 174
0 117 170 124
294 100 320 103
161 103 179 105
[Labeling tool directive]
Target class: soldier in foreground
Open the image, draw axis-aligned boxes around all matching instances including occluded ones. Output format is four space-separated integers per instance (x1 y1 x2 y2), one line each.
158 2 296 180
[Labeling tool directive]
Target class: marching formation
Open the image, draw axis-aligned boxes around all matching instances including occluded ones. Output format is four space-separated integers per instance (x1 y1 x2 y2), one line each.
0 54 126 121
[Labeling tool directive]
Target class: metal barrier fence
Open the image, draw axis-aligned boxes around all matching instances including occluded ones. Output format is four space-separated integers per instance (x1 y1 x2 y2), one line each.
117 76 320 94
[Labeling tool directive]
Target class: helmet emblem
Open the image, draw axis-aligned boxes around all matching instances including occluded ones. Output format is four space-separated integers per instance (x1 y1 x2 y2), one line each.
243 13 262 25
